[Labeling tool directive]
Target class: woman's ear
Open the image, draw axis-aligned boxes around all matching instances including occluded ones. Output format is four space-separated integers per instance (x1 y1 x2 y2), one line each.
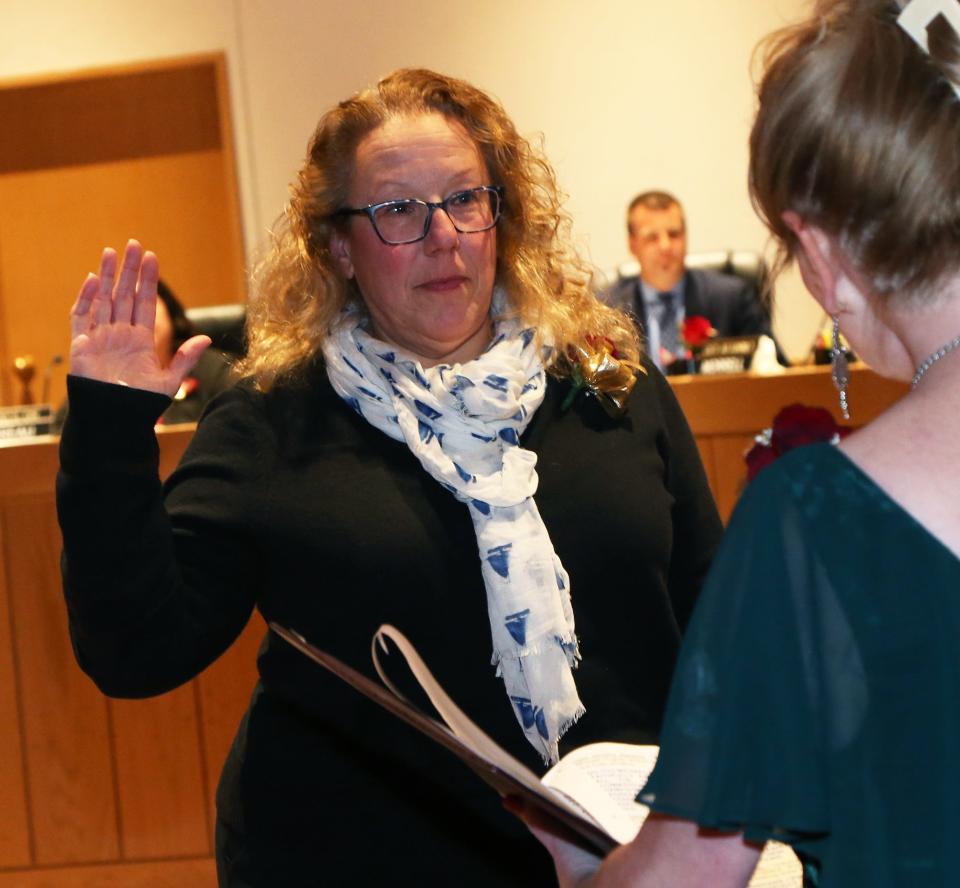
329 228 355 280
781 212 839 313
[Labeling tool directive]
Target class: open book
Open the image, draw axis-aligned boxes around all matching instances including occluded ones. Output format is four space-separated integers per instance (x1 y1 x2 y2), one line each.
270 622 801 887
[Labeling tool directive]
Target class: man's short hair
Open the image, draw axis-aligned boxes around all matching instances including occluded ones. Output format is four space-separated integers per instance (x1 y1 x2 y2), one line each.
627 191 684 234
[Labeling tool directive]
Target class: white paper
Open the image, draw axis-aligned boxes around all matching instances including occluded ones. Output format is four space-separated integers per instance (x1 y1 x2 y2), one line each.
541 741 802 886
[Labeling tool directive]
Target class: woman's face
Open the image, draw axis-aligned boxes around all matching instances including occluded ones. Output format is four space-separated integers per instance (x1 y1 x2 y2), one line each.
330 113 497 367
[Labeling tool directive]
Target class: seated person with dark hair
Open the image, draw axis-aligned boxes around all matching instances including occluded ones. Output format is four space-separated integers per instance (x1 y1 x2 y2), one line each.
602 191 781 371
54 279 234 430
152 280 235 424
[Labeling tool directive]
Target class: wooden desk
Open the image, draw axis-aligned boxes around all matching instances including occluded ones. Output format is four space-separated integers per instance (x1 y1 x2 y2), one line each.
669 364 908 521
0 365 907 884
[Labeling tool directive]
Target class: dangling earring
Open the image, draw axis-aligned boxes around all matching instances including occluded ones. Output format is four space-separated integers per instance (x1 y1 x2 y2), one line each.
831 314 850 420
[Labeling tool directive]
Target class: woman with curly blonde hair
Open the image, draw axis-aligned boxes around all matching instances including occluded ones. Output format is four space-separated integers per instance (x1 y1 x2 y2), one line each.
242 68 638 389
56 67 720 886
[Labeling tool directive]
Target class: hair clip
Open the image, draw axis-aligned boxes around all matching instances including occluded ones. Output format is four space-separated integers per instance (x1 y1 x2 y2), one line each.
897 0 960 99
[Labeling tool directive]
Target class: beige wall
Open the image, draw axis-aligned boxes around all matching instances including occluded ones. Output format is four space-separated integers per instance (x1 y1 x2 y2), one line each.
0 0 822 360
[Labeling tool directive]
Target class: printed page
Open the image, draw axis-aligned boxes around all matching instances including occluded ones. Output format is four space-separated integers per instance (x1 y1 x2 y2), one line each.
541 742 802 887
541 743 657 844
749 841 804 887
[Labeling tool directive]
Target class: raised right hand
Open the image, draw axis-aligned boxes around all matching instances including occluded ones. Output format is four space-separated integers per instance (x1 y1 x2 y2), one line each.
70 240 210 397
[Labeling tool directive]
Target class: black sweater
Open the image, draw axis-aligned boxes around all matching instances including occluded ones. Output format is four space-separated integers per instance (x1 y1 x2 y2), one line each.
57 357 721 886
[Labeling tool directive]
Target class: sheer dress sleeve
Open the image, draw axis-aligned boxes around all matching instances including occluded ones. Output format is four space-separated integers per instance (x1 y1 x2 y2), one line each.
638 455 832 853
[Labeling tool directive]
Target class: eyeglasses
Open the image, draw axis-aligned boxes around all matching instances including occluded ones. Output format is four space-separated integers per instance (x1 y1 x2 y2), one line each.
334 185 504 245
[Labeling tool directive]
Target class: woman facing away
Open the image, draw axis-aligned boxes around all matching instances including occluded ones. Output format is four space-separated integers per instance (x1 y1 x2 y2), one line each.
56 68 721 885
521 0 960 885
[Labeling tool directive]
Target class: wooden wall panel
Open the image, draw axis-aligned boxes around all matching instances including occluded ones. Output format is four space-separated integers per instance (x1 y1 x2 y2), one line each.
705 434 757 524
692 437 717 500
0 54 246 410
0 437 59 496
0 513 31 868
0 63 221 174
110 689 210 860
0 857 216 887
5 497 119 865
0 149 246 410
156 425 197 478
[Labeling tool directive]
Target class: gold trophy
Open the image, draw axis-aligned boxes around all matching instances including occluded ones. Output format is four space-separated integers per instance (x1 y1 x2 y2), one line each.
12 355 35 405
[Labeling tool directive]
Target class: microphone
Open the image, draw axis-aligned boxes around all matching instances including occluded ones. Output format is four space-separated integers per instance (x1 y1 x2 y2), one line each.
41 354 63 405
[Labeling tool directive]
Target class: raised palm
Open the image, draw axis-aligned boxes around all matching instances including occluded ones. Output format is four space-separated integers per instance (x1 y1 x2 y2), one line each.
70 241 210 397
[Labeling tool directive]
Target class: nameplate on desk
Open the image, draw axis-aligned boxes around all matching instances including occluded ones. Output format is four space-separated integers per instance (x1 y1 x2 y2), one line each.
0 404 54 440
697 336 759 375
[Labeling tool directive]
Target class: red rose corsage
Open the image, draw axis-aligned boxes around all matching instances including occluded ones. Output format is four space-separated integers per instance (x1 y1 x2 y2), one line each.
745 403 851 482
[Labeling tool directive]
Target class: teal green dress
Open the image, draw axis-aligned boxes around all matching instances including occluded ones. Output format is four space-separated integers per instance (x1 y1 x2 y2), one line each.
639 443 960 887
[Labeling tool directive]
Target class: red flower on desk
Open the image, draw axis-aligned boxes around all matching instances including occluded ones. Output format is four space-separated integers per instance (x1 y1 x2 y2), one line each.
681 315 716 350
745 403 851 482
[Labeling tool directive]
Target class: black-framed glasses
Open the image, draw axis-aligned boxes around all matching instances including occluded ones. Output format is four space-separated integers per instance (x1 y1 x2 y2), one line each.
334 185 504 245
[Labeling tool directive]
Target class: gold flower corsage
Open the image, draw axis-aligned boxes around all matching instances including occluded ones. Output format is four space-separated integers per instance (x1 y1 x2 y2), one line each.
557 336 645 418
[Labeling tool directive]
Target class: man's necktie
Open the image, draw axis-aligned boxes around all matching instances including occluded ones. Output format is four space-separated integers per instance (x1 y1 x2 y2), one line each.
657 290 680 357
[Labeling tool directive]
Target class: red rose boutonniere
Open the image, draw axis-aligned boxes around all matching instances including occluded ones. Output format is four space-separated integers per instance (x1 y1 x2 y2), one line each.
745 403 851 482
681 315 716 351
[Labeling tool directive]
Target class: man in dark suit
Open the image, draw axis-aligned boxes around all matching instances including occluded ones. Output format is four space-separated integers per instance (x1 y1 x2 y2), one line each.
602 191 779 370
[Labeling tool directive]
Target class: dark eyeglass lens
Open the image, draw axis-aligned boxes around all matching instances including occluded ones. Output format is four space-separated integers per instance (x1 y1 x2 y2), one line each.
446 189 498 231
373 202 425 243
371 188 501 244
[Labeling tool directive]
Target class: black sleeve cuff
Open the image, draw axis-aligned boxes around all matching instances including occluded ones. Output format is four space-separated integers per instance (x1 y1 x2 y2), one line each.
59 375 173 475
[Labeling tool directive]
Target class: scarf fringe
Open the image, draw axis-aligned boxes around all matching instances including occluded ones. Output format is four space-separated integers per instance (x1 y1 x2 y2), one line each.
539 704 588 767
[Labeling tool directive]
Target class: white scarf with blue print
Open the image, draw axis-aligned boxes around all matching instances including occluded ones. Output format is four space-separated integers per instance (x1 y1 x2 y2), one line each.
322 308 584 763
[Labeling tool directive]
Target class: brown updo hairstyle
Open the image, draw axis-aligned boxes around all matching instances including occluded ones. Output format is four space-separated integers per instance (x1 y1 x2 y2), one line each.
749 0 960 303
241 68 639 389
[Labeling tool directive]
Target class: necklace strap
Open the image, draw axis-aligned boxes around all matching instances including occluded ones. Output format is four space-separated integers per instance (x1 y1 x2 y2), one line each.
912 333 960 388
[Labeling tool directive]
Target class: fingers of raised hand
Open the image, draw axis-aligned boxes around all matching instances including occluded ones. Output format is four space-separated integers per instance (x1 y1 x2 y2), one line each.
109 240 144 325
70 273 100 340
70 247 115 333
167 334 212 386
132 251 160 329
74 242 159 338
91 246 119 326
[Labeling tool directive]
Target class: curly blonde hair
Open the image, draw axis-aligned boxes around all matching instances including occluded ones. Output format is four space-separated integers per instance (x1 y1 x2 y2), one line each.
240 68 639 389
